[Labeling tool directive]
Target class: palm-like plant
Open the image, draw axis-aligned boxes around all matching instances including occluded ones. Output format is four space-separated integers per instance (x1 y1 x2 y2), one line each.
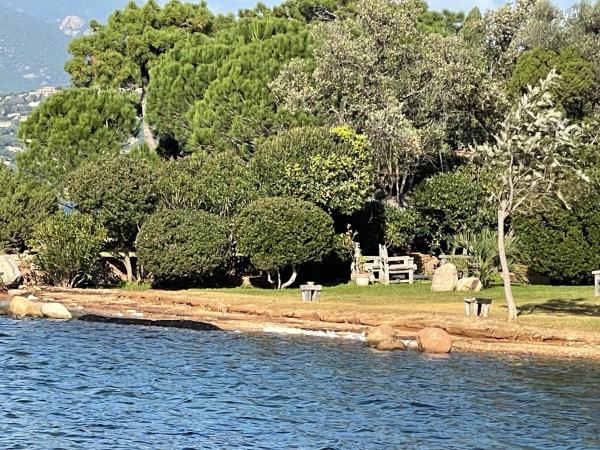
447 228 528 289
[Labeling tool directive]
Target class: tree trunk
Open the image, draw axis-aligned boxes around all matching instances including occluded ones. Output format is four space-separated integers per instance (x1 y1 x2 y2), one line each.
141 87 158 152
497 205 518 321
280 266 298 289
123 254 134 283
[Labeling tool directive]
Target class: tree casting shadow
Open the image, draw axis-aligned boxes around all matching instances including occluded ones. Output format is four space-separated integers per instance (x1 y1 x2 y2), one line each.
519 298 600 317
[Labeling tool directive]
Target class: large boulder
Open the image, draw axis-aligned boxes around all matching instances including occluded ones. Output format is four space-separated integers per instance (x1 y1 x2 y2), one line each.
0 255 22 287
457 277 483 292
417 327 452 354
8 296 43 318
41 303 72 320
431 263 458 292
366 324 406 351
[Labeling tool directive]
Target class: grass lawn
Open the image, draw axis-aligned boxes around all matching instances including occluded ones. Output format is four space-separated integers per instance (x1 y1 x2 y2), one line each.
194 282 600 333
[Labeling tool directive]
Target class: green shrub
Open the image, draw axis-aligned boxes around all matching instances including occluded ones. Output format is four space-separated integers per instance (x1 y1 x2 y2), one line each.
448 228 528 288
411 166 495 250
136 209 231 285
157 151 257 217
384 206 425 252
252 126 373 215
0 165 57 253
236 197 334 287
513 199 600 284
33 212 107 288
68 155 158 253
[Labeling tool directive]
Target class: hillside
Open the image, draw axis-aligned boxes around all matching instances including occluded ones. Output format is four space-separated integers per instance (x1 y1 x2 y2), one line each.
0 0 133 23
0 6 69 94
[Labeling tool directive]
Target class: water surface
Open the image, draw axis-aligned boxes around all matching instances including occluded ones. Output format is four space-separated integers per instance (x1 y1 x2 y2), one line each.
1 317 599 449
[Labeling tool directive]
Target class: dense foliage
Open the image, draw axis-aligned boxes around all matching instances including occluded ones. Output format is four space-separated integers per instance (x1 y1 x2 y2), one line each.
6 0 600 295
156 151 257 216
252 126 372 214
236 197 334 287
17 88 138 187
68 156 158 250
0 165 57 252
136 209 231 285
33 213 107 288
411 167 496 249
513 199 600 284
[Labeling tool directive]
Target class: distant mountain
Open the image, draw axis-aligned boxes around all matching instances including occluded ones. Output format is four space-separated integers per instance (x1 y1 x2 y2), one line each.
0 6 69 94
0 1 131 23
0 0 280 94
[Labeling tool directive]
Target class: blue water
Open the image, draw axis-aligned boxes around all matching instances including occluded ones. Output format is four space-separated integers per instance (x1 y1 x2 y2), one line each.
1 317 599 449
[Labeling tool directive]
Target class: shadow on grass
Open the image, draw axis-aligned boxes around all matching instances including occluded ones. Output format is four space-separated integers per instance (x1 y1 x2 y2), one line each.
519 298 600 317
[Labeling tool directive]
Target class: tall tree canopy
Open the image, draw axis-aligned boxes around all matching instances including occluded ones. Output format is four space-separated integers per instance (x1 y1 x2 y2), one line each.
147 17 312 156
65 0 216 149
273 0 502 203
17 88 138 187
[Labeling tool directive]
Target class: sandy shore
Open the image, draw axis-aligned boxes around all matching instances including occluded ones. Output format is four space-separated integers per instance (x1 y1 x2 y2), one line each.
3 287 600 360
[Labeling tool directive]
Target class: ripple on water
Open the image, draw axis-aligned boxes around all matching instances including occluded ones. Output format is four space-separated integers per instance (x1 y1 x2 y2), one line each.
0 317 599 449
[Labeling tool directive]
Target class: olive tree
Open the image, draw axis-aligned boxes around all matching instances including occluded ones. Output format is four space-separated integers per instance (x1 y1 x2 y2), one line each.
475 71 586 321
235 197 334 288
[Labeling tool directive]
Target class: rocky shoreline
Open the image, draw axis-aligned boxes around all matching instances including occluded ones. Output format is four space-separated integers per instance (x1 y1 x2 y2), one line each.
2 287 600 360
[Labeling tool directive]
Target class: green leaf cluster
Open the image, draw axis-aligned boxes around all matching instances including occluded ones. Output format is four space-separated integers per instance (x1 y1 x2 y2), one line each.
509 47 596 118
33 212 107 288
157 151 258 217
0 165 57 252
411 166 496 249
67 155 158 252
65 0 215 90
513 198 600 284
147 17 313 155
17 88 138 187
235 197 334 272
252 126 372 214
136 209 231 285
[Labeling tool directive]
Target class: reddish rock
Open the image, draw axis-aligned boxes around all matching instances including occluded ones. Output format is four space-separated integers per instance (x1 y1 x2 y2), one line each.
376 339 406 351
293 311 321 321
366 324 406 351
417 327 453 353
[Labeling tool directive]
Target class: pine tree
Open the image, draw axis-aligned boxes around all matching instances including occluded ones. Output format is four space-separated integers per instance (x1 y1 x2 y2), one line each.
17 88 138 187
65 0 215 150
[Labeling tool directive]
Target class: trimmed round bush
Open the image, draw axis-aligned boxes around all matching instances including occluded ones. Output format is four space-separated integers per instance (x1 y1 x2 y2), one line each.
513 199 600 284
236 197 335 275
137 209 231 285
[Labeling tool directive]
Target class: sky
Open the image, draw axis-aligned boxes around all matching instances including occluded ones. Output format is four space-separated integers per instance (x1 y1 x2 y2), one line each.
208 0 577 13
426 0 575 11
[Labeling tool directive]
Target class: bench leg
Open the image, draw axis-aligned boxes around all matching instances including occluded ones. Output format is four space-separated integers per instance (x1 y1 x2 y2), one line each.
482 304 490 318
595 275 600 297
464 302 471 316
